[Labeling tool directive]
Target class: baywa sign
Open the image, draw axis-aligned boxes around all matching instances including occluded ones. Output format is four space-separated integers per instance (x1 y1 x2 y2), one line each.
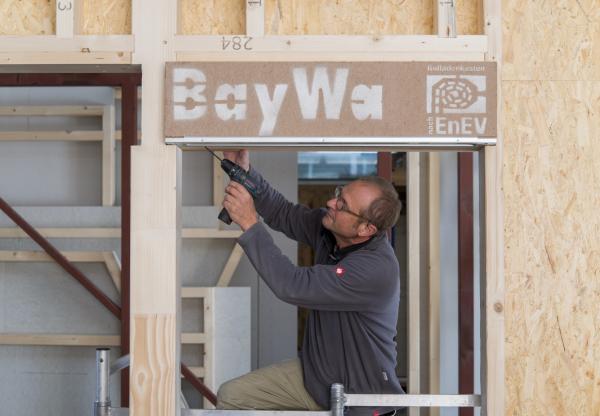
164 62 496 138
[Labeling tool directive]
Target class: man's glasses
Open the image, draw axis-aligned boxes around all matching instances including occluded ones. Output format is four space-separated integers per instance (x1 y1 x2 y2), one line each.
333 185 370 222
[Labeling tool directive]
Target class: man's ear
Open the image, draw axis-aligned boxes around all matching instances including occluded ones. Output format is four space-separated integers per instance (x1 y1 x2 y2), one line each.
358 222 378 237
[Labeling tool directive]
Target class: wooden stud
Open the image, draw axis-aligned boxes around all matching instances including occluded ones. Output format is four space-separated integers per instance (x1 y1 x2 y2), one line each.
407 152 421 416
428 153 441 416
56 0 79 38
102 100 116 206
245 0 265 37
483 0 503 414
434 0 457 38
216 244 244 287
130 0 180 413
203 289 215 409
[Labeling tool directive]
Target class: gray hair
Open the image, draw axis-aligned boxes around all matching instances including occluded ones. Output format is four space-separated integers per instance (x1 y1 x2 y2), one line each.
356 176 402 233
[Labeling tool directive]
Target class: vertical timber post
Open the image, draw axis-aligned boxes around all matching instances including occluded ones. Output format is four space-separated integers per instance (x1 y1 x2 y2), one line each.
130 2 181 415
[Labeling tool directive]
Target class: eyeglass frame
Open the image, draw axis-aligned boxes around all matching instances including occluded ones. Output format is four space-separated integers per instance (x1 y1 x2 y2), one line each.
333 185 371 223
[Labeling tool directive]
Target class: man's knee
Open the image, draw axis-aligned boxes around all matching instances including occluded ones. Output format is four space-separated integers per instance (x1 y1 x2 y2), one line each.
216 379 243 409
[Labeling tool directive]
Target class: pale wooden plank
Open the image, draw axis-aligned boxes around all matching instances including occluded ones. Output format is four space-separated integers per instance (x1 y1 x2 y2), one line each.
0 105 104 116
173 35 487 53
428 153 441 416
130 0 179 412
55 0 79 38
181 333 207 344
0 250 104 262
0 35 133 52
0 227 241 239
102 102 116 206
102 251 122 294
245 0 265 37
0 333 120 346
181 287 210 298
407 152 421 416
0 52 131 65
216 244 244 287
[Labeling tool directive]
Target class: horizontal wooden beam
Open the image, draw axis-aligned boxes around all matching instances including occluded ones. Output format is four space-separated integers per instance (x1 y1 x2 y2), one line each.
0 52 131 65
0 250 105 262
182 333 207 344
0 36 133 52
181 287 210 298
0 332 206 346
173 35 487 53
0 105 104 116
0 333 120 346
0 130 139 142
0 228 242 239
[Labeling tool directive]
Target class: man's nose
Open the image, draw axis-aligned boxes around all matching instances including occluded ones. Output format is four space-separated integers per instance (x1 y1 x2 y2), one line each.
326 198 337 210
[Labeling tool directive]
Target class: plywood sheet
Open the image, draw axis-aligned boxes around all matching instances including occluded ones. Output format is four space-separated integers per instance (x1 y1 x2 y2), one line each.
81 0 131 34
503 80 600 415
503 0 600 81
179 0 245 35
0 0 54 35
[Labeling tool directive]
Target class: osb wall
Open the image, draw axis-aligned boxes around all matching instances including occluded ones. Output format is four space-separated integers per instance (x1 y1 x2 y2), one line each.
502 0 600 414
0 0 54 35
0 0 480 36
81 0 130 34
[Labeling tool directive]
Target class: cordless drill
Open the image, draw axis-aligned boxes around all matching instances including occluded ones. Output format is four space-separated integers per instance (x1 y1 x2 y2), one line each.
206 148 258 225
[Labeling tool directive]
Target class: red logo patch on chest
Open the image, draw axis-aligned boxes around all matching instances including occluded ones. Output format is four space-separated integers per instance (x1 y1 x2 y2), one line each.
335 266 345 277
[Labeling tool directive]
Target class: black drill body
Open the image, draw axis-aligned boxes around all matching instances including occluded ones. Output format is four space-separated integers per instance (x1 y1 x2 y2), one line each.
218 159 258 225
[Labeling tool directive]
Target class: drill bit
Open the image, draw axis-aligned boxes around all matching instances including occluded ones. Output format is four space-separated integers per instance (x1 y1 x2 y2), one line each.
205 146 222 161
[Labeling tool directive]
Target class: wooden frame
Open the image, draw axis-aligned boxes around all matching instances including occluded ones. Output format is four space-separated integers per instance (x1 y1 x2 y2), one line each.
0 1 503 415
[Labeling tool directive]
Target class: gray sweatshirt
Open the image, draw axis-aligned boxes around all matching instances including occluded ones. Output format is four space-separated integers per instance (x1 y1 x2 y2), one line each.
237 168 404 414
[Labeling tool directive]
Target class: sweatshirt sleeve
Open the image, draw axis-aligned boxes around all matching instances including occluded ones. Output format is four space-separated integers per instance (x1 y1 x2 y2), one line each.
247 167 325 249
238 223 397 312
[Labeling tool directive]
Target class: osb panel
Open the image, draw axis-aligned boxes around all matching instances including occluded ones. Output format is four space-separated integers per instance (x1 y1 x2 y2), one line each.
503 0 600 81
503 80 600 415
179 0 245 35
265 0 481 35
81 0 131 34
0 0 54 35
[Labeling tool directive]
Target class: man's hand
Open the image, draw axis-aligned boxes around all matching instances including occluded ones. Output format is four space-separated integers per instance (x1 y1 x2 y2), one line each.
223 181 258 231
223 149 250 171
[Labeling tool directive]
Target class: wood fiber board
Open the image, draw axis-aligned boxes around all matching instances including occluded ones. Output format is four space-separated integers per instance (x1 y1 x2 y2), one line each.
0 0 54 35
502 80 600 416
81 0 131 34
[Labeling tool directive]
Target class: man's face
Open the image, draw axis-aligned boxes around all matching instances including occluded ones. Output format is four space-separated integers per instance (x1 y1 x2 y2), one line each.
322 181 378 239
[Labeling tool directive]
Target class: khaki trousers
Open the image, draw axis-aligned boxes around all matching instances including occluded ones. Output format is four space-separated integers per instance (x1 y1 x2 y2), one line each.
216 358 324 411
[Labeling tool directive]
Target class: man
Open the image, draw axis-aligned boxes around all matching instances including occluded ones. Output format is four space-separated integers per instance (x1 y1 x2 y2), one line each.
217 150 404 415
